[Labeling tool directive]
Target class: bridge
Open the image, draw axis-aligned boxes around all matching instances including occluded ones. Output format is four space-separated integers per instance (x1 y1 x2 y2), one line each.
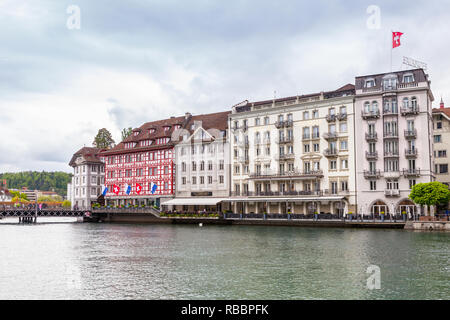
0 209 88 223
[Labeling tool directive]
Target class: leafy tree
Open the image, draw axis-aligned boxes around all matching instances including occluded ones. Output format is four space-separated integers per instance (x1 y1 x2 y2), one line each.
409 182 450 215
0 171 72 196
121 127 133 141
62 200 71 208
93 128 115 149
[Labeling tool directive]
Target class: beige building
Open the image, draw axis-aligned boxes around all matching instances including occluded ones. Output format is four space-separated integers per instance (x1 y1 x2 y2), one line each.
432 99 450 186
226 84 357 216
354 69 435 217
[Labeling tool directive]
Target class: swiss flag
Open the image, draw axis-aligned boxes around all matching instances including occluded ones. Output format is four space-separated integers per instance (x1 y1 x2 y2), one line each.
113 184 120 195
136 183 142 194
392 32 403 48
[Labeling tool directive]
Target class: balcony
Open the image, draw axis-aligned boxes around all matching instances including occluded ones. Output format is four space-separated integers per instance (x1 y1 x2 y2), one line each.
361 109 380 120
404 129 417 139
323 132 338 140
237 156 249 163
383 108 398 115
385 189 400 197
302 134 311 141
384 151 399 158
232 124 248 132
275 120 293 128
326 114 337 122
278 136 293 144
337 113 347 121
277 153 295 160
405 149 418 158
403 168 421 177
400 106 419 116
365 132 378 141
384 131 399 139
363 170 382 179
366 151 378 160
324 148 338 157
249 169 324 180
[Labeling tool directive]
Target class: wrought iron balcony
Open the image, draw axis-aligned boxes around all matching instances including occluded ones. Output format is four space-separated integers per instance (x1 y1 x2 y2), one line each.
405 149 418 158
385 189 400 197
366 151 378 160
404 129 417 139
326 114 337 122
277 153 295 160
337 113 347 121
363 170 381 179
323 132 338 140
237 156 249 163
275 120 293 128
361 109 380 119
400 106 419 116
278 136 293 144
384 151 399 158
249 169 324 180
403 168 421 177
384 131 399 139
365 132 378 141
383 108 398 115
324 148 338 157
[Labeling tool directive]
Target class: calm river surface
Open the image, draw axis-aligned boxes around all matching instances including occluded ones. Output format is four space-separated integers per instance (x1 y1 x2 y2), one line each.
0 221 448 300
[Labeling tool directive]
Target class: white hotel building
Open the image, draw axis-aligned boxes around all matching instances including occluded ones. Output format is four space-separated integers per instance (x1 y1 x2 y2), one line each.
227 84 357 216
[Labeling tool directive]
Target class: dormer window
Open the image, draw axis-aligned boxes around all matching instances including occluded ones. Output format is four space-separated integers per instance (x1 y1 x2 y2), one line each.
149 128 156 134
174 125 181 130
164 126 170 132
403 74 414 83
365 78 375 88
133 131 139 136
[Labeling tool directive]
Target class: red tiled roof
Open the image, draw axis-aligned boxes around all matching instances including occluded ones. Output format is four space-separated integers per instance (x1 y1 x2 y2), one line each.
432 107 450 118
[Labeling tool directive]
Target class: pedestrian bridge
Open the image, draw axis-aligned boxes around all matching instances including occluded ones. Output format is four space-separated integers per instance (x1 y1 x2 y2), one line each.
0 209 87 218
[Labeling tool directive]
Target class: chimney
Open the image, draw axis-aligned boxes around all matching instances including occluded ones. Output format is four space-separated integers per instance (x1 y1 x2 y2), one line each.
440 98 445 109
185 112 192 120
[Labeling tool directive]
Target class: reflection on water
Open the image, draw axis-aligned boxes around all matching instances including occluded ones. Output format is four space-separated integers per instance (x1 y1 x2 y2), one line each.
0 223 448 300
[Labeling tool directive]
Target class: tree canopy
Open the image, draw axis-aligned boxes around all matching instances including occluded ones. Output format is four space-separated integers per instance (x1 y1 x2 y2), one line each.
121 127 133 141
93 128 115 149
0 171 72 197
409 182 450 206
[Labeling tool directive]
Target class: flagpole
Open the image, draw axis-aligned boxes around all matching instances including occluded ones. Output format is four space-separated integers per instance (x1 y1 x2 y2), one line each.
390 30 393 72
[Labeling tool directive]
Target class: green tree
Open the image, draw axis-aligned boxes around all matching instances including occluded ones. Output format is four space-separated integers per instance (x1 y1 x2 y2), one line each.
121 127 133 141
409 182 450 215
62 200 71 208
93 128 115 149
0 171 72 196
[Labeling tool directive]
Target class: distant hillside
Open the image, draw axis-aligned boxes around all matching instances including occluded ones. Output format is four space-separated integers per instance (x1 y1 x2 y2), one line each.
0 171 72 196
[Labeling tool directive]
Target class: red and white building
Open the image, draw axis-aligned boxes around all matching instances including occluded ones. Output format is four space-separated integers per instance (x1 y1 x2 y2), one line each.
101 114 193 207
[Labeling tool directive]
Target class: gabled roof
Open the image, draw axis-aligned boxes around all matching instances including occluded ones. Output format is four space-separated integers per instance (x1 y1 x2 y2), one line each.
69 147 105 167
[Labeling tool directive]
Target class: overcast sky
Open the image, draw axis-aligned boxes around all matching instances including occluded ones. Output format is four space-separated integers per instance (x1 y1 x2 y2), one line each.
1 0 449 173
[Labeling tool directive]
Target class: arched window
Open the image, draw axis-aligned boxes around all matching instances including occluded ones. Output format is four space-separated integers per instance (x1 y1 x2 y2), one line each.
372 101 378 111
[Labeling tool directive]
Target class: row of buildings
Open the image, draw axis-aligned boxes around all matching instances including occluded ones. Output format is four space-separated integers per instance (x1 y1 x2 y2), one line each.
68 68 449 216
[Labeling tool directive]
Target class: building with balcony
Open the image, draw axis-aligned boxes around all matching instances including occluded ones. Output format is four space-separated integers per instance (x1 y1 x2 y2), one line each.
226 84 357 216
354 69 435 217
68 147 105 209
162 111 232 212
432 99 450 186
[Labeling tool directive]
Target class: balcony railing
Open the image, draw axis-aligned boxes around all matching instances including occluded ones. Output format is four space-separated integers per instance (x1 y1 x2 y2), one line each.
404 129 417 139
324 148 338 157
366 151 378 159
403 168 421 177
249 169 324 179
383 108 398 115
337 113 347 121
275 120 293 128
385 189 400 197
278 136 293 144
326 114 337 122
365 132 377 141
323 132 338 140
277 153 295 160
400 106 419 116
237 156 249 163
405 149 418 158
362 109 380 119
384 131 399 139
384 151 399 157
363 170 381 179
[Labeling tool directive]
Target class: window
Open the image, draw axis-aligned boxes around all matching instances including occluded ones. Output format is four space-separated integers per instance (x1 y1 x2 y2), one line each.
313 143 320 152
341 181 348 191
182 162 186 172
403 74 414 83
340 106 347 115
439 164 448 174
200 161 205 171
264 117 270 125
255 118 260 126
219 160 224 170
192 177 197 185
219 175 224 184
182 177 186 185
303 111 310 120
208 176 213 184
341 159 348 170
437 122 442 129
434 135 442 143
313 110 319 119
365 79 375 87
438 150 447 158
370 180 377 191
409 180 416 189
200 176 205 184
164 166 169 174
330 160 337 170
304 144 310 153
340 122 347 133
340 140 348 150
192 162 197 171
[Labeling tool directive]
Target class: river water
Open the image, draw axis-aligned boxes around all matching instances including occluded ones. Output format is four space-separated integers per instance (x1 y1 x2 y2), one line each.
0 220 448 300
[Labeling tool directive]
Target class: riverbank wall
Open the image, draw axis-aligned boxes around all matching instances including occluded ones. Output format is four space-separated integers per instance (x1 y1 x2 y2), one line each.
404 221 450 231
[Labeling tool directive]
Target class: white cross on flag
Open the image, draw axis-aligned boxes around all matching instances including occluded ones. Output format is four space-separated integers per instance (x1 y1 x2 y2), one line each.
392 31 403 49
113 184 120 195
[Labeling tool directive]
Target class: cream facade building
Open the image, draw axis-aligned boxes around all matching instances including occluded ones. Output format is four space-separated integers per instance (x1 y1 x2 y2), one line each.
227 85 357 216
432 99 450 186
354 69 435 217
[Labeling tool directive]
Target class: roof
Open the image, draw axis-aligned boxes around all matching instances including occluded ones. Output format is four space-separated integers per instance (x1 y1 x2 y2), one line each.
0 186 13 198
69 147 105 167
432 106 450 120
355 69 429 90
101 111 230 156
234 84 355 113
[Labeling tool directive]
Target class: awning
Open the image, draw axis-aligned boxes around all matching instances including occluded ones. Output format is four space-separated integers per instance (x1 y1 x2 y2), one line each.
222 196 345 202
161 198 228 206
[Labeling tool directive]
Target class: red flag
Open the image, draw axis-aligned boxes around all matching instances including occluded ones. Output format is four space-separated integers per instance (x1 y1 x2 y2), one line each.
136 183 142 194
392 32 403 48
113 184 120 195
